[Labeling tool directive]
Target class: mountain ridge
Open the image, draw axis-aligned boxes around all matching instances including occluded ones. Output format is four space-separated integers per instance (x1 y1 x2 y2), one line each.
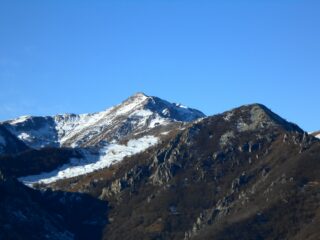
1 93 205 150
36 99 318 240
2 101 309 188
0 94 319 240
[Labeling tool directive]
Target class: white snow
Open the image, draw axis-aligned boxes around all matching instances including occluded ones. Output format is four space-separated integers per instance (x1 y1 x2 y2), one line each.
114 93 148 116
162 108 170 116
149 115 170 128
194 117 205 124
0 135 6 146
54 94 150 147
172 103 205 121
18 132 32 141
175 103 188 109
10 115 31 125
131 109 153 118
160 131 170 135
4 95 149 148
130 109 153 127
5 93 204 149
19 135 158 186
55 110 114 146
309 132 320 139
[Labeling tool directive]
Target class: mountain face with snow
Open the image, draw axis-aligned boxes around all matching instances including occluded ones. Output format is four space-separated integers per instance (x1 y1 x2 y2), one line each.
1 94 320 240
311 131 320 139
1 93 205 186
1 93 205 149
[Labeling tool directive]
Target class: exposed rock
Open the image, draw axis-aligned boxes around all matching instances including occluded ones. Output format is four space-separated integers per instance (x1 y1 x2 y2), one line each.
219 131 235 147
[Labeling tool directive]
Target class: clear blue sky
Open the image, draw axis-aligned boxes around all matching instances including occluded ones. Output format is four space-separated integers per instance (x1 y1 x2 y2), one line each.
0 1 319 131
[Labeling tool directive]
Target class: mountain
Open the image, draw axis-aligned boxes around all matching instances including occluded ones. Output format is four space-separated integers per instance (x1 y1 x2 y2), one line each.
1 93 205 149
44 103 320 240
1 93 205 186
1 95 320 240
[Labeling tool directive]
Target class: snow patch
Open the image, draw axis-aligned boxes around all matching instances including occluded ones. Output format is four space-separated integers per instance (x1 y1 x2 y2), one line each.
19 135 158 186
194 117 205 124
175 103 188 109
316 134 320 139
160 131 170 135
162 108 170 116
130 109 153 127
131 109 153 118
114 94 148 116
10 115 31 125
149 115 170 128
18 132 32 141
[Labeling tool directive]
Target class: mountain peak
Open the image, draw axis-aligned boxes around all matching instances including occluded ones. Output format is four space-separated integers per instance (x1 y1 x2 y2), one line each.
120 93 205 121
117 92 151 113
221 103 302 133
2 94 205 149
125 92 150 104
132 92 149 98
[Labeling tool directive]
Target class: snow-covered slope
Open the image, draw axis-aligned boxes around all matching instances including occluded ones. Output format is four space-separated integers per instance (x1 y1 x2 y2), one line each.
1 93 205 149
1 93 205 186
19 135 158 186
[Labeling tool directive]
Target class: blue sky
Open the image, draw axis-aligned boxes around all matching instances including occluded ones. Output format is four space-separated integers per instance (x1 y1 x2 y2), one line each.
0 1 319 131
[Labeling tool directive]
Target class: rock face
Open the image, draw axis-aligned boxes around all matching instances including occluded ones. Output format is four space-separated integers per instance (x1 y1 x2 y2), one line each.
0 96 320 240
